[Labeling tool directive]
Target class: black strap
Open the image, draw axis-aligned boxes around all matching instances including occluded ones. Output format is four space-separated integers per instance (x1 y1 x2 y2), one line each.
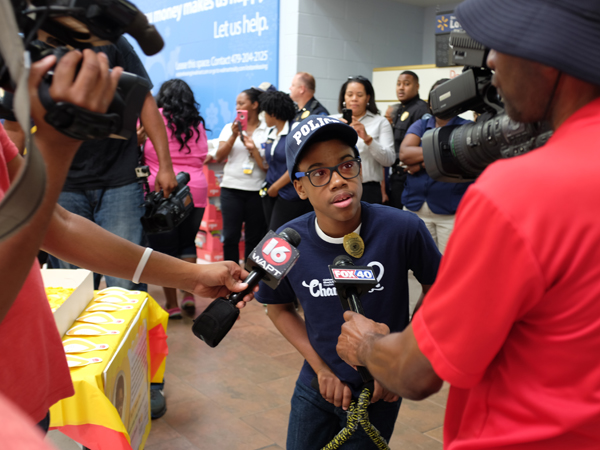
38 79 122 140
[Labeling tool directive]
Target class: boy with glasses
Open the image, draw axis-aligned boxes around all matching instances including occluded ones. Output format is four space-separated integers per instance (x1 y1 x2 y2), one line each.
255 116 441 449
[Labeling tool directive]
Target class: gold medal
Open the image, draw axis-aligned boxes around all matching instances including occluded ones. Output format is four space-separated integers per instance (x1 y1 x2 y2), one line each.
401 111 410 121
301 110 310 119
343 232 365 259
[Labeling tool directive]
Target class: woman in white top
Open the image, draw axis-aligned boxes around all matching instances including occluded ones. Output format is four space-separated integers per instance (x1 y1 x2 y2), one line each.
216 88 269 263
333 75 395 204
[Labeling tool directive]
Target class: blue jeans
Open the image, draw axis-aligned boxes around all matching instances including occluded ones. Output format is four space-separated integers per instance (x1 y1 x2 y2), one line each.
287 379 401 450
48 182 147 291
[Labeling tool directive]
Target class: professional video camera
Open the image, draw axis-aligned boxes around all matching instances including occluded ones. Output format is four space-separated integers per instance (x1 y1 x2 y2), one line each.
0 0 164 140
422 31 553 182
141 172 194 235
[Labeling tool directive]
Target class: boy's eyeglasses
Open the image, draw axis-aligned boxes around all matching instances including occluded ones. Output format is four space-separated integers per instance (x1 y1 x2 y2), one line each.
295 159 361 187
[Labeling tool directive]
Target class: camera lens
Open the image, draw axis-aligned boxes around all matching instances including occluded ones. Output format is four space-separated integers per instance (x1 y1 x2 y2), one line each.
423 113 552 182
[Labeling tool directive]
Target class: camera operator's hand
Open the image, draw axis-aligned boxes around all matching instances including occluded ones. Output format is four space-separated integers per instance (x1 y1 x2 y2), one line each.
155 168 178 198
30 50 122 151
192 261 257 307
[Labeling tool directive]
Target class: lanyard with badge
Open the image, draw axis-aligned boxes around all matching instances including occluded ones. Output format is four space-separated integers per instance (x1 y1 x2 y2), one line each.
241 130 255 175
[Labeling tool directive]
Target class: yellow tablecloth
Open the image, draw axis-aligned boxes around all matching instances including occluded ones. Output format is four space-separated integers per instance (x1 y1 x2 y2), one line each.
50 290 168 450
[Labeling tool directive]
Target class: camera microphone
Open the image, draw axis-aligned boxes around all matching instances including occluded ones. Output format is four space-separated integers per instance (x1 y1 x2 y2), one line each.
123 8 164 56
329 255 378 383
192 228 301 347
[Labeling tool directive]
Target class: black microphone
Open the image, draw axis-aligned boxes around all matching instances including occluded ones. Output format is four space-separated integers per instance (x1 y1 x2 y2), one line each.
123 9 165 56
193 228 301 347
329 255 378 383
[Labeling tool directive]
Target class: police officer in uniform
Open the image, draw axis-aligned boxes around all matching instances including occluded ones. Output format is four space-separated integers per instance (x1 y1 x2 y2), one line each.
289 72 329 124
389 70 430 209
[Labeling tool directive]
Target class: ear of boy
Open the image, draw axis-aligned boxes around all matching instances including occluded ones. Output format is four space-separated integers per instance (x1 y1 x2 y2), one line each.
293 178 308 200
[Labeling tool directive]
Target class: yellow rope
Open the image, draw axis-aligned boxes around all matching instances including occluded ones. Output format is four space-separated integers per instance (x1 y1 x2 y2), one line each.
320 387 391 450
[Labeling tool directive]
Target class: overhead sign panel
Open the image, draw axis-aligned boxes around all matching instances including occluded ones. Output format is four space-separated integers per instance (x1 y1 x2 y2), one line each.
131 0 279 136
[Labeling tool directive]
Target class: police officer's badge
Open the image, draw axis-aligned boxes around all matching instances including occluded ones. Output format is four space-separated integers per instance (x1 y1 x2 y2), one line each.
301 110 310 119
343 232 365 259
401 111 410 121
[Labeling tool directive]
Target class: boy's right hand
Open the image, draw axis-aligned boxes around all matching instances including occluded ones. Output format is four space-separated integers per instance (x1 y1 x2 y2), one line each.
316 367 353 411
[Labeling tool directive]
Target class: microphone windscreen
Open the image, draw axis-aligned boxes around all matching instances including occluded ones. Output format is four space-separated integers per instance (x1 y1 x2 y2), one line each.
124 12 164 55
333 254 353 267
280 227 301 247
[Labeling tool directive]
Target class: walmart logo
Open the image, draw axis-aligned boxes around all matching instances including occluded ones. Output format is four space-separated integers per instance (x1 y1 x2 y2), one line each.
437 16 449 32
435 13 463 34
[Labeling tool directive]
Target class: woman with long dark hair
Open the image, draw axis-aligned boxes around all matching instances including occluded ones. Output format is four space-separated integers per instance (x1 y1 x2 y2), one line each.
333 76 395 204
142 78 209 318
215 87 269 264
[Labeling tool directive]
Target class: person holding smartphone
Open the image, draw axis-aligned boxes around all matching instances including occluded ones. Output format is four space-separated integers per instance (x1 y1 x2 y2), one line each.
332 76 395 204
215 88 269 263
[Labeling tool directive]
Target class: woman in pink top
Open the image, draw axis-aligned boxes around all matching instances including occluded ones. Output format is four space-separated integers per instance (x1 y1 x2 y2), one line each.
142 79 208 318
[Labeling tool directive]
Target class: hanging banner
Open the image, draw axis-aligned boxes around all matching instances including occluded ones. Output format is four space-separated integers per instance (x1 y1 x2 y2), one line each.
130 0 279 137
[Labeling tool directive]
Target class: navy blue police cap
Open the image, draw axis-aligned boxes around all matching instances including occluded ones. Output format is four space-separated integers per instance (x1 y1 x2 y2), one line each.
286 115 359 182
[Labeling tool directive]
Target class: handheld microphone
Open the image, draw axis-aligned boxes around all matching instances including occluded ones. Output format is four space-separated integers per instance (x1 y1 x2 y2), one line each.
192 228 301 347
329 255 378 383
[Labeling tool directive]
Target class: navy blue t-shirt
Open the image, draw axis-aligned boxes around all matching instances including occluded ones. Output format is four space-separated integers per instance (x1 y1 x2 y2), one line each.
264 125 301 201
255 202 441 395
402 116 473 214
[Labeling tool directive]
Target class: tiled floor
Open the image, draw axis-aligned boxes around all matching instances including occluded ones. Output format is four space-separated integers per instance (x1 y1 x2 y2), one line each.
142 273 447 450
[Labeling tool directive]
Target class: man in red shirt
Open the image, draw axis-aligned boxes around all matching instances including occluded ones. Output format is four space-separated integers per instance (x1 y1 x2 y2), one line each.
336 1 600 448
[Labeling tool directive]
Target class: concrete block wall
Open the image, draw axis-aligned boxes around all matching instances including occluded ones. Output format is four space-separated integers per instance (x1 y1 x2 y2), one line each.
279 0 300 91
279 0 425 114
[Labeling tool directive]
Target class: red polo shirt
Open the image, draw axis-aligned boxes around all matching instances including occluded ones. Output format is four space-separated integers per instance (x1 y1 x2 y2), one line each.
413 98 600 449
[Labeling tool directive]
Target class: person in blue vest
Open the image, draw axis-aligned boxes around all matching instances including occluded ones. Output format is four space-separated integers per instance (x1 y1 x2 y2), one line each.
255 115 441 449
399 79 474 253
260 90 314 231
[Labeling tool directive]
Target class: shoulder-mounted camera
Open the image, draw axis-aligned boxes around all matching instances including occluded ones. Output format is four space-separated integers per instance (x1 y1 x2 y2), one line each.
422 31 553 182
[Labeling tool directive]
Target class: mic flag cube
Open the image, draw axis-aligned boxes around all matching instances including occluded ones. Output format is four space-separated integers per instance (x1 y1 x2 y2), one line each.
329 255 377 309
193 227 301 348
245 230 301 290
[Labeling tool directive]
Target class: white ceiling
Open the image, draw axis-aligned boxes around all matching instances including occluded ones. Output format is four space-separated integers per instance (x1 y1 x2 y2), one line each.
391 0 460 7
